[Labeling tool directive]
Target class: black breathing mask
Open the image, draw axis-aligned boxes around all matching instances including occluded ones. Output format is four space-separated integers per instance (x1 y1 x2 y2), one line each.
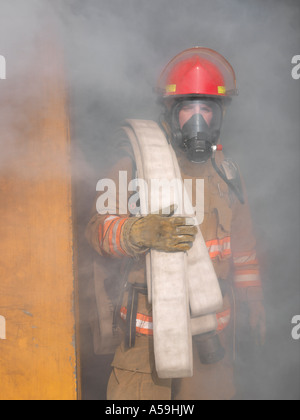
171 99 223 163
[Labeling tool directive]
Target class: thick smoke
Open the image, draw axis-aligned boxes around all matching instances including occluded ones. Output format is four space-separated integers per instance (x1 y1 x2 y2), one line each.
0 0 299 400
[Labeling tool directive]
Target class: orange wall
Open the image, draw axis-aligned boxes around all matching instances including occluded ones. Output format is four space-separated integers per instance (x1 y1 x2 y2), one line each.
0 37 80 400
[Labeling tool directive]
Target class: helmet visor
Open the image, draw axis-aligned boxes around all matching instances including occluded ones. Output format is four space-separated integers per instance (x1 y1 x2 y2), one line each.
156 47 238 99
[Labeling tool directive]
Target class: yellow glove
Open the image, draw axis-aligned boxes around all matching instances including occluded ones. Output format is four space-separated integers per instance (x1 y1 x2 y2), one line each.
126 209 198 253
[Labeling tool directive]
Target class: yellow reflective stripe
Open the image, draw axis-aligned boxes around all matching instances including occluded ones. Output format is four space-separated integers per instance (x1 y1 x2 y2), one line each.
216 308 231 331
120 307 153 335
234 270 261 288
233 251 258 266
206 237 231 259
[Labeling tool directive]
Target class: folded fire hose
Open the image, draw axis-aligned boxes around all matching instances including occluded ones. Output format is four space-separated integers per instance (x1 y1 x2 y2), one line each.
121 119 223 378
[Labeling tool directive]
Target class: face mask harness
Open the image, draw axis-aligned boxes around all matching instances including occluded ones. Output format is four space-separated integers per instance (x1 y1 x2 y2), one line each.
170 99 223 163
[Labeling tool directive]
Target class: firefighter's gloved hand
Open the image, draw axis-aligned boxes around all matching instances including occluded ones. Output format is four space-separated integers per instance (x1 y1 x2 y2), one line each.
127 206 198 253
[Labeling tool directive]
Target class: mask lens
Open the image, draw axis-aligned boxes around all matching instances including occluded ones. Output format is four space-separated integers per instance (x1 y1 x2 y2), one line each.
178 99 222 131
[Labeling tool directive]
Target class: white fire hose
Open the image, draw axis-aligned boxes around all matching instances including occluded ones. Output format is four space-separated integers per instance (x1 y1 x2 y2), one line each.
121 119 223 378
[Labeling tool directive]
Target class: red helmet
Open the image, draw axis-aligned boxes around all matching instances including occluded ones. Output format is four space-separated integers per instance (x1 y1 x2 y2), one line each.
156 47 238 101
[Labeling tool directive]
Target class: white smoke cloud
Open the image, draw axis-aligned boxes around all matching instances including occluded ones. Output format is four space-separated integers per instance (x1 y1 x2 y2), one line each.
0 0 299 400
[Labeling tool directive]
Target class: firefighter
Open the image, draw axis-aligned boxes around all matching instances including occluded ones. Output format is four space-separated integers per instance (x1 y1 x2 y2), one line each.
86 47 266 400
